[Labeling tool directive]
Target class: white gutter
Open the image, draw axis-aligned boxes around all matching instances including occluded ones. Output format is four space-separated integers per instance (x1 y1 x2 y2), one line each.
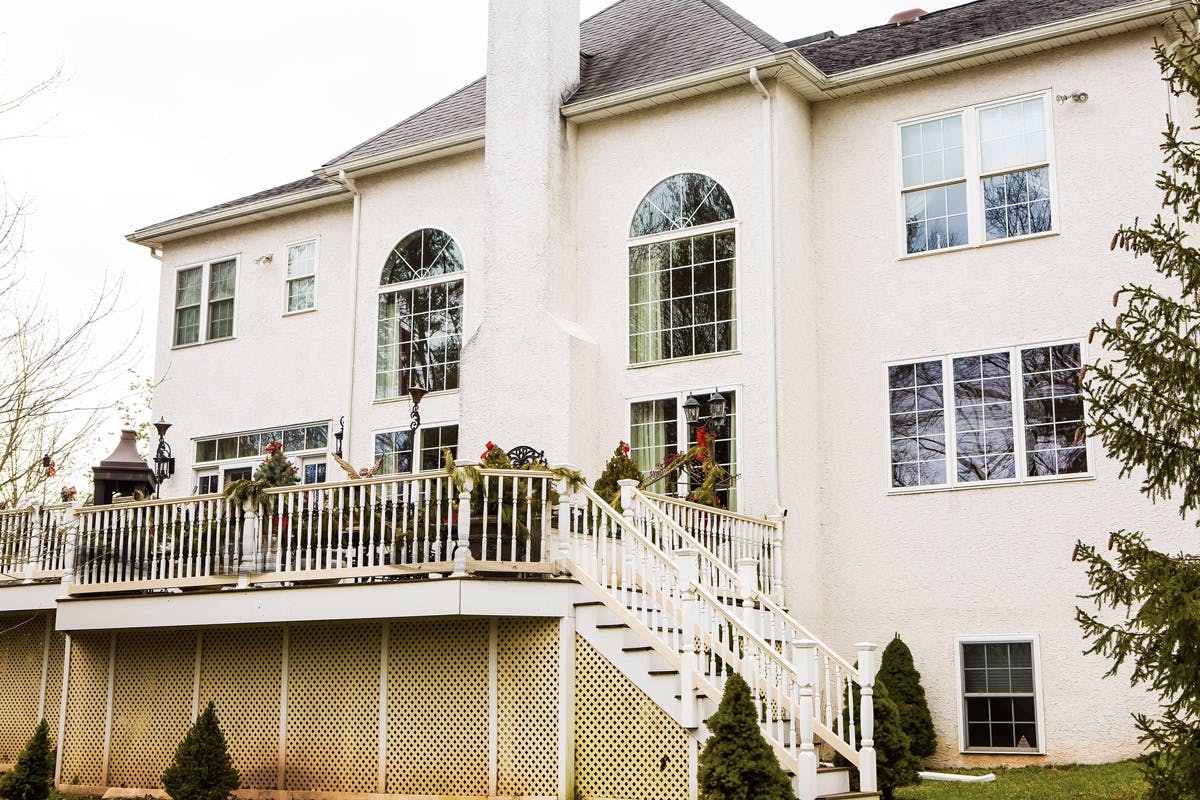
747 68 783 516
325 170 362 460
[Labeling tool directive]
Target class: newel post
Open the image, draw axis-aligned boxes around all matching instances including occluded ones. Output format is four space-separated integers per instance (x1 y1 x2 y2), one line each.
237 499 260 588
766 512 784 600
617 479 638 597
25 505 42 583
736 557 759 632
452 460 477 577
855 642 880 793
60 502 83 593
552 465 577 575
792 639 818 800
675 547 699 729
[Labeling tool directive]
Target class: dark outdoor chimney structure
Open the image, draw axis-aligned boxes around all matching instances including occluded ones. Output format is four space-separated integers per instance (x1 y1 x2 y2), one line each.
92 429 156 505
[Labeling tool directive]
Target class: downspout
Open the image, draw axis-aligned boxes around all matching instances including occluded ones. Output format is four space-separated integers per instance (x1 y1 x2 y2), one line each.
748 67 783 516
326 169 361 458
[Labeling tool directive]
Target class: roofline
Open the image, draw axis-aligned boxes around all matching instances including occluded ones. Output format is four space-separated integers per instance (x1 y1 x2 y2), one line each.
130 0 1195 246
127 181 348 248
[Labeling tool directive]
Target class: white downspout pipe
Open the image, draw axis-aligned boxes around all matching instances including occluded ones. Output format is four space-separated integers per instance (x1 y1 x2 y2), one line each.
748 67 783 516
326 169 361 458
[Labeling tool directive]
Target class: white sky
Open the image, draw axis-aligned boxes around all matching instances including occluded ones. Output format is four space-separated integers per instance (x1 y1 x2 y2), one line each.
0 0 958 472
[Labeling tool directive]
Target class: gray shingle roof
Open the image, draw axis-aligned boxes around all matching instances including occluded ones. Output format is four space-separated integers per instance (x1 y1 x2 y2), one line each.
793 0 1138 75
132 175 339 237
323 0 784 168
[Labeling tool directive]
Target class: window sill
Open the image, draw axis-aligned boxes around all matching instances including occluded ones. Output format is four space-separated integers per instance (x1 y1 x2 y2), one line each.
282 307 317 318
627 349 741 370
898 229 1060 262
961 748 1046 756
373 389 459 405
887 471 1094 496
171 336 237 351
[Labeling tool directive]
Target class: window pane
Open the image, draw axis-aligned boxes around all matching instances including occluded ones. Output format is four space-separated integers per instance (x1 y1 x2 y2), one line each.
980 97 1047 173
1022 344 1086 476
904 183 968 253
207 298 234 340
899 114 965 188
209 260 236 300
174 305 200 347
629 173 734 237
375 278 464 399
283 427 305 453
287 276 315 312
305 425 328 451
962 641 1038 751
195 440 217 463
175 267 202 307
382 228 464 285
303 463 327 485
889 360 946 487
983 166 1052 241
630 399 680 492
374 431 413 475
953 352 1015 481
286 242 316 279
418 424 458 472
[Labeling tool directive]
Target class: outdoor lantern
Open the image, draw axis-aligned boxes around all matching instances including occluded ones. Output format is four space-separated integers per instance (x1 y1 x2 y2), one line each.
707 390 727 425
408 378 428 433
42 453 51 470
152 417 176 497
153 417 172 439
334 416 345 458
682 395 701 426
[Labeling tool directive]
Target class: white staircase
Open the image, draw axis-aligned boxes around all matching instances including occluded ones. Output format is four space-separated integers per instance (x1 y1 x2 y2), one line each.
555 479 882 800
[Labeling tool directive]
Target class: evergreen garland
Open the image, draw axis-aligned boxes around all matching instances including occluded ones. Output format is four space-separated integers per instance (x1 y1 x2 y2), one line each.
161 701 240 800
697 673 796 800
1075 30 1200 800
0 720 53 800
593 442 644 509
878 635 937 759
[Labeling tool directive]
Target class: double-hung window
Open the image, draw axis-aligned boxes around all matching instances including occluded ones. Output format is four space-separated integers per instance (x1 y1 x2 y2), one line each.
629 390 738 509
374 424 459 476
959 638 1043 753
900 93 1054 255
174 257 238 346
888 341 1088 489
286 240 317 313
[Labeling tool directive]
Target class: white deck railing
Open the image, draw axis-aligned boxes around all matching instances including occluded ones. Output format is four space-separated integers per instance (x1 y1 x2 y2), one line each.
0 504 74 583
639 490 783 598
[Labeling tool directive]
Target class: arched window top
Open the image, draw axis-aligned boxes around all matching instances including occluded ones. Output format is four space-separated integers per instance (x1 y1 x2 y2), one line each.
629 173 734 238
381 228 464 286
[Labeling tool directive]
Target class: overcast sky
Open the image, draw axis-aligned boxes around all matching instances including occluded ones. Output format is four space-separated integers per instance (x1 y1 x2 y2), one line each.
1 0 958 458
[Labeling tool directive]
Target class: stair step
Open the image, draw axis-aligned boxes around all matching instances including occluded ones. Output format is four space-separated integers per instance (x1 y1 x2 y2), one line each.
817 767 850 774
596 622 628 630
817 793 881 800
573 600 604 608
648 669 678 676
622 645 654 653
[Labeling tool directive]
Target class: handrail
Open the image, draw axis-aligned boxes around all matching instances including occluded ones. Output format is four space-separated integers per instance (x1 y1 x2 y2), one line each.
629 487 741 587
648 492 781 527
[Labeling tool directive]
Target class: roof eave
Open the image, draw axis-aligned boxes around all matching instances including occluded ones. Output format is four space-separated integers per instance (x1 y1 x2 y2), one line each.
317 127 486 179
126 183 348 249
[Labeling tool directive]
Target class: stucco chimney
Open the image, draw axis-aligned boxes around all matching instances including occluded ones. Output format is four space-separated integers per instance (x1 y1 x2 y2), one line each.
460 0 588 462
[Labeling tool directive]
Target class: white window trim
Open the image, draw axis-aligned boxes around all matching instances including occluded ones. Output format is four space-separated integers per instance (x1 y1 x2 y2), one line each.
375 227 468 401
283 236 319 316
371 420 460 475
172 253 241 348
894 89 1059 260
954 634 1047 756
625 218 743 369
626 385 742 504
882 337 1095 495
195 470 220 496
193 421 331 466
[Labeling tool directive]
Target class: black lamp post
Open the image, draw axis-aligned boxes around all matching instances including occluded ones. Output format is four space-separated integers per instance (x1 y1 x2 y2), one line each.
152 416 176 497
408 379 428 433
683 389 728 437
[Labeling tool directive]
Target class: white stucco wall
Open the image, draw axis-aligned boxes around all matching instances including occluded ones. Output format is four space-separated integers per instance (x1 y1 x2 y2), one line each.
806 26 1195 766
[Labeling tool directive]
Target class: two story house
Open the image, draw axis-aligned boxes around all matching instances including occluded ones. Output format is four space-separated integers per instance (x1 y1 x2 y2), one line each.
1 0 1197 798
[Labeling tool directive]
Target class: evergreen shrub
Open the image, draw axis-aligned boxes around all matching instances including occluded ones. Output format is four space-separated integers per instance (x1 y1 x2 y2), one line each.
0 720 53 800
161 702 239 800
697 673 795 800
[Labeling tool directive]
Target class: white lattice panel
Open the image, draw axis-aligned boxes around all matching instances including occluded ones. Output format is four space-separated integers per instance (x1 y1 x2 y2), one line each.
44 622 66 748
60 632 110 787
497 618 559 796
386 618 488 796
285 622 380 793
108 629 195 788
0 613 47 762
574 635 689 800
199 625 282 790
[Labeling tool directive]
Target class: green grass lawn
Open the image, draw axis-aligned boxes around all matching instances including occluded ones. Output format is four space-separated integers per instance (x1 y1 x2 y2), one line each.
895 760 1146 800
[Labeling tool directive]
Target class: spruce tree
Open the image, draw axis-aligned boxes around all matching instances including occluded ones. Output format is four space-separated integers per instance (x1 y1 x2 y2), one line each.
252 441 298 487
0 720 53 800
838 678 921 800
593 441 644 508
161 702 239 800
1074 30 1200 800
697 673 796 800
878 635 937 759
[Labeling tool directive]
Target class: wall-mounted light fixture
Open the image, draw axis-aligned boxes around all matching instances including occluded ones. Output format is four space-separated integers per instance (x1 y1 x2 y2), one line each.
1056 92 1089 104
254 253 274 266
334 416 345 458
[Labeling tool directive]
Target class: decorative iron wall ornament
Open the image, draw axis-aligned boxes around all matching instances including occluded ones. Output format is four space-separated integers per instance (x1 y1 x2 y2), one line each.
505 445 548 468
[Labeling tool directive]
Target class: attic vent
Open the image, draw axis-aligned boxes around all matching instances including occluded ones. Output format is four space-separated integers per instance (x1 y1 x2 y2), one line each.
888 8 927 24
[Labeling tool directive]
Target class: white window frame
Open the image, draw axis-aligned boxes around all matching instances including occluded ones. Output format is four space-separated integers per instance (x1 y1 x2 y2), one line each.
300 456 327 485
883 338 1094 495
372 421 460 476
196 470 219 496
283 237 319 315
895 90 1059 259
172 254 240 348
954 634 1046 755
626 385 742 508
192 421 330 487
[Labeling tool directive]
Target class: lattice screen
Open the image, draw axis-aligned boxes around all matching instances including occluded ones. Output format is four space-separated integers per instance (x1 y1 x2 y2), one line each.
497 617 559 796
0 612 47 762
107 629 195 788
60 632 110 786
285 622 380 793
574 635 690 800
44 622 66 748
386 618 488 796
198 625 282 790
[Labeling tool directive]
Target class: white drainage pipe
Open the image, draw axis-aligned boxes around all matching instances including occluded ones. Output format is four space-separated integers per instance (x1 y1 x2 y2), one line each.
919 771 997 782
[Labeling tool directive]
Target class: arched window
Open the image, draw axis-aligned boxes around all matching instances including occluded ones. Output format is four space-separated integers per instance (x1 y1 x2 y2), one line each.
628 174 736 364
376 228 465 399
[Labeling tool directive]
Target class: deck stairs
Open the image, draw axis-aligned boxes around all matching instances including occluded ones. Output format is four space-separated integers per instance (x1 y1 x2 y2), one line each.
561 480 882 800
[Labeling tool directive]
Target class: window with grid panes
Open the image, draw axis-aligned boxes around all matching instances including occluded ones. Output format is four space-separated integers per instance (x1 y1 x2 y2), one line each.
889 342 1087 489
628 174 736 364
174 266 202 346
206 259 236 340
286 240 317 312
377 229 464 398
961 641 1039 751
899 94 1053 254
418 425 458 471
628 390 738 509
